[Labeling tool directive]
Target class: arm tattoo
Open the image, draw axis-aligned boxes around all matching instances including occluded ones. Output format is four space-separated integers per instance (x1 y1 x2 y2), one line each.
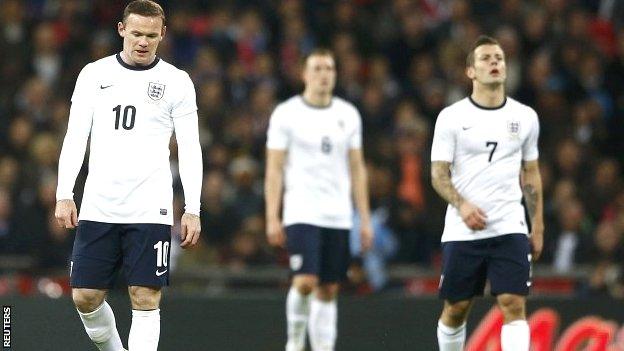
522 183 538 220
431 161 463 208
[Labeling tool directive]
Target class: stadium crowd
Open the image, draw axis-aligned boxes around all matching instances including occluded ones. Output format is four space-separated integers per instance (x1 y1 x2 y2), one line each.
0 0 623 297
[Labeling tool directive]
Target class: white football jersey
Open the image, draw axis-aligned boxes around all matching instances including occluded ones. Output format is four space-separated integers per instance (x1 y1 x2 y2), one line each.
266 96 362 229
431 97 540 242
56 53 201 225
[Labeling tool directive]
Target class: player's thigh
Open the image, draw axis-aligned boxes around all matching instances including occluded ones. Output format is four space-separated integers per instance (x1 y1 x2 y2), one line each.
488 233 531 296
70 221 123 289
286 224 322 277
121 223 172 287
319 227 351 284
439 240 488 302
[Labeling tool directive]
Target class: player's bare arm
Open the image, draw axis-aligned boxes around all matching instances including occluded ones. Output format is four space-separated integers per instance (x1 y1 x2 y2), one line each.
55 199 78 229
265 148 286 247
431 161 487 230
521 159 544 260
349 148 373 251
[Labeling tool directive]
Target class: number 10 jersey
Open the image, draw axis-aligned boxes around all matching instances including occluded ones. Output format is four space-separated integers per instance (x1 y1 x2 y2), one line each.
57 53 197 225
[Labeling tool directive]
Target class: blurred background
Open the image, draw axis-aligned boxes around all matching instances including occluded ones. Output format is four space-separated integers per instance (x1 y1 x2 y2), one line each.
1 0 624 349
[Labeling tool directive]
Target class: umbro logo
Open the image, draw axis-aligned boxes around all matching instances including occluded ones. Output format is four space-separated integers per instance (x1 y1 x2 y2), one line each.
100 84 113 89
156 269 168 276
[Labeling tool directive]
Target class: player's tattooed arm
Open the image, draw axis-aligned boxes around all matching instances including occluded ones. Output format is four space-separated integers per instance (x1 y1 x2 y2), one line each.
522 159 545 260
521 160 543 223
431 161 463 209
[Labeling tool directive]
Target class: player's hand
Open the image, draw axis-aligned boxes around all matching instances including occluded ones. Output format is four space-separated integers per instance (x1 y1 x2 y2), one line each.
529 222 544 261
180 213 201 249
360 221 374 252
55 199 78 229
459 201 487 231
266 218 285 247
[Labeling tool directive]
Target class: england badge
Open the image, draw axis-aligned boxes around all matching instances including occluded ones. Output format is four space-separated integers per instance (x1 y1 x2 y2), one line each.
147 82 166 100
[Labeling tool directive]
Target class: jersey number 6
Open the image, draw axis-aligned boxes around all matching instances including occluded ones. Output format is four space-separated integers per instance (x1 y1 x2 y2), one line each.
113 105 136 130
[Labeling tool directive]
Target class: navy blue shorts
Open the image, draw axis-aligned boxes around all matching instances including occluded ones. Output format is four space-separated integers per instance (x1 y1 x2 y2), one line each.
439 233 531 302
286 224 351 283
70 220 172 289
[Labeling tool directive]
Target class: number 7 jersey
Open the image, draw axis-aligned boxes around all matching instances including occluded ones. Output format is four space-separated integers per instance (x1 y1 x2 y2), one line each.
430 97 540 242
57 53 198 225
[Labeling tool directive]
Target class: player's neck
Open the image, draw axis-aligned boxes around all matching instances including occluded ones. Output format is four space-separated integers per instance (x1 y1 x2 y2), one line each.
120 51 157 67
470 85 506 108
302 90 332 108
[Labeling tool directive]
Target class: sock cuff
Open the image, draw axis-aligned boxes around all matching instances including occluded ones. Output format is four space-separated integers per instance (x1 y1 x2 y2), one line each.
132 309 160 317
504 319 528 327
77 300 107 318
438 320 466 335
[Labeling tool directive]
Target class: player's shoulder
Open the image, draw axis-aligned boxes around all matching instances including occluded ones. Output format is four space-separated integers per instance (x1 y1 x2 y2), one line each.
156 58 192 81
331 96 360 119
272 95 301 115
437 97 470 121
506 97 538 120
82 54 117 74
278 95 303 109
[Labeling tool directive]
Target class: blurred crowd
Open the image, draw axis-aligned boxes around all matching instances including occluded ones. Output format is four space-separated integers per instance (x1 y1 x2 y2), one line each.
0 0 623 296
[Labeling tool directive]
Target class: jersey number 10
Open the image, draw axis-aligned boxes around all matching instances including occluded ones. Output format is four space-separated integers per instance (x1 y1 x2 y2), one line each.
154 240 169 268
113 105 136 130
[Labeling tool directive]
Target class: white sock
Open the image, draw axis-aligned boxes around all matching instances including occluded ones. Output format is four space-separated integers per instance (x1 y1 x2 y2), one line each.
437 320 466 351
286 287 311 351
77 301 125 351
129 309 160 351
501 320 530 351
308 298 337 351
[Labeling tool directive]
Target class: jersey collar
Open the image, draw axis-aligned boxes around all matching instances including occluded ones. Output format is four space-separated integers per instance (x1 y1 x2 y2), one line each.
468 96 507 110
116 53 160 71
299 95 333 109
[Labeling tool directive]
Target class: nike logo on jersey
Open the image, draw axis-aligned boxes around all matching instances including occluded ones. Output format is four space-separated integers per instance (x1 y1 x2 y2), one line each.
100 84 113 89
462 126 473 130
156 269 168 276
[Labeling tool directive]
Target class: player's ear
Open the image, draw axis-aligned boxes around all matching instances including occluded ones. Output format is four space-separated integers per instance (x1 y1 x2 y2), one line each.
466 66 475 80
160 25 166 40
117 22 125 37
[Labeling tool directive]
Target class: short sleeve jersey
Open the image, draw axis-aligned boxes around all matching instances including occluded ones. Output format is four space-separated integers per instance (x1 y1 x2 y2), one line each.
266 96 362 229
66 54 197 225
431 97 540 242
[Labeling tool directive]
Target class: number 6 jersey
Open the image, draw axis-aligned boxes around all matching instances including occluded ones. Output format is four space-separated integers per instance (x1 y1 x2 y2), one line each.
430 97 540 242
266 96 362 229
56 53 201 225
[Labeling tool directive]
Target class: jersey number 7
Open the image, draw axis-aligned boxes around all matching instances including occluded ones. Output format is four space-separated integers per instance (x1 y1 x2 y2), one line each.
486 141 498 162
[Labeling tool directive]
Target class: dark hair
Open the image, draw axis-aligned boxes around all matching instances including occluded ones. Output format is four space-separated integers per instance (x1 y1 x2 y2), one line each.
302 48 336 68
466 35 501 67
123 0 165 26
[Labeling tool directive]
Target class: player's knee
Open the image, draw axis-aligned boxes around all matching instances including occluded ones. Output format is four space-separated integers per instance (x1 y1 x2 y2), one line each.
315 284 339 301
497 294 525 320
442 301 471 324
72 290 105 313
293 276 318 295
129 286 161 310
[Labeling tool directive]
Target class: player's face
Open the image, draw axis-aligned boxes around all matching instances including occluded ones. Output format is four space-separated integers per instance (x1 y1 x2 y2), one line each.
466 44 506 86
302 55 336 94
118 14 165 66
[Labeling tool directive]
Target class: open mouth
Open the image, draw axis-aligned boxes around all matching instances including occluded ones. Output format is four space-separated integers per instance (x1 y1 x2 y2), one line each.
490 69 500 75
